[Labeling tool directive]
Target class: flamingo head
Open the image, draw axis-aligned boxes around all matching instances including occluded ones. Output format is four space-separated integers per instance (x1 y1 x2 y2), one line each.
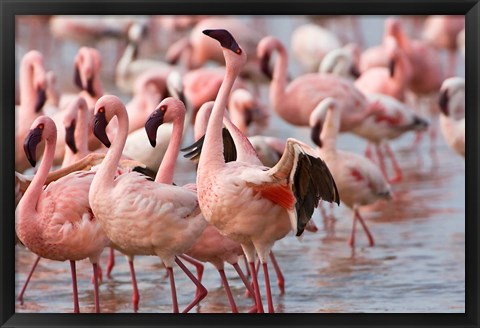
63 96 88 154
23 116 55 167
202 29 247 73
309 97 339 148
93 95 123 148
257 36 280 79
74 47 99 97
32 64 47 113
145 97 186 147
439 77 465 117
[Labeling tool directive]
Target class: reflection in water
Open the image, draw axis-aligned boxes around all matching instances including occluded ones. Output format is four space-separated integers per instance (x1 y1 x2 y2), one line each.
15 15 464 313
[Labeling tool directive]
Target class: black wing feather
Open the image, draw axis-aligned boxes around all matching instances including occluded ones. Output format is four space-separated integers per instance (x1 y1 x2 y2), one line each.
181 128 237 163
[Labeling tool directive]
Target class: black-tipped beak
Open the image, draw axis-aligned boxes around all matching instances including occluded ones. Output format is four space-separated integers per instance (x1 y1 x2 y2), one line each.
65 120 78 154
350 64 361 79
388 59 395 78
260 53 272 79
438 90 449 116
86 76 96 97
34 88 47 113
202 29 242 54
23 127 43 167
144 108 165 148
93 109 111 148
310 122 323 148
74 65 82 90
412 116 429 130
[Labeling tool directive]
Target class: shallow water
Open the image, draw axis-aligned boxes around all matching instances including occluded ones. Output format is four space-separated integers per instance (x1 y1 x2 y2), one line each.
15 15 465 313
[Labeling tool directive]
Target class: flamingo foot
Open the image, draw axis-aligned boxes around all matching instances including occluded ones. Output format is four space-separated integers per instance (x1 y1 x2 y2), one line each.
17 256 41 305
175 257 207 313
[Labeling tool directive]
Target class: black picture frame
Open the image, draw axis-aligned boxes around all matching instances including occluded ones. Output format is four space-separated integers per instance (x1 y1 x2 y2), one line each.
1 0 478 327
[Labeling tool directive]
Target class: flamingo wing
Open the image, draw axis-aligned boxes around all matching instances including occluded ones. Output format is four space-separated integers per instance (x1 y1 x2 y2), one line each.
181 127 237 163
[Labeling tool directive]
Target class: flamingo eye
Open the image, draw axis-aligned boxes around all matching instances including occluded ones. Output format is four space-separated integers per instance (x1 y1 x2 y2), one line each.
236 49 242 54
38 123 44 130
160 105 167 112
98 107 105 113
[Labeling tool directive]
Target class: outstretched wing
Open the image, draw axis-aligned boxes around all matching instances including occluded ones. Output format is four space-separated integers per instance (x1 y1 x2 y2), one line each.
268 138 340 236
181 128 237 163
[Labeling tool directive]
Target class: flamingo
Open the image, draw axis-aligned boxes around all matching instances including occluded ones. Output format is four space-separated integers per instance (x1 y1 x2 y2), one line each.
291 23 341 73
355 36 412 102
318 44 361 81
195 29 339 313
16 116 109 313
89 95 208 313
438 78 465 158
422 15 465 77
16 50 48 173
144 98 259 313
257 35 384 131
309 97 392 248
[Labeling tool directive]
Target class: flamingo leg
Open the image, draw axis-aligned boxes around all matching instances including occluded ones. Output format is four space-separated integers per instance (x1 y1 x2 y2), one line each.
167 267 179 313
355 208 375 247
218 269 238 313
178 254 204 299
232 262 257 312
174 257 208 313
244 256 251 277
384 143 402 183
269 251 285 295
106 247 115 279
262 262 275 313
128 260 139 313
348 212 358 249
249 262 264 313
17 255 41 305
92 263 100 313
70 260 80 313
375 144 389 181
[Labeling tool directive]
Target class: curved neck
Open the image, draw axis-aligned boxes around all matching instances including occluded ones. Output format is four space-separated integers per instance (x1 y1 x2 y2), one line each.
393 50 412 87
93 109 129 189
198 68 237 169
320 107 340 152
19 132 57 216
117 42 137 77
228 100 247 134
155 115 185 184
269 41 289 112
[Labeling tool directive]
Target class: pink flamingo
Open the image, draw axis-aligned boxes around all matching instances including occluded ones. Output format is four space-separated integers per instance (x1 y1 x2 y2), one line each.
309 97 392 248
355 36 412 102
16 50 48 173
196 29 339 313
145 98 258 313
16 116 109 313
89 95 208 313
422 15 465 77
438 78 465 158
257 35 384 130
291 23 341 73
318 44 361 81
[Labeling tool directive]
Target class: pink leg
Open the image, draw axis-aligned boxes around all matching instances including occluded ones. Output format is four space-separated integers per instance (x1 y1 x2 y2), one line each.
384 143 402 184
106 247 115 279
17 255 41 305
175 257 208 313
244 256 251 277
128 260 139 313
232 263 257 312
355 208 375 247
218 269 238 313
91 262 103 284
249 262 264 313
269 251 285 295
262 262 275 313
348 212 358 249
375 144 389 181
179 254 204 298
167 267 179 313
70 261 80 313
92 263 100 313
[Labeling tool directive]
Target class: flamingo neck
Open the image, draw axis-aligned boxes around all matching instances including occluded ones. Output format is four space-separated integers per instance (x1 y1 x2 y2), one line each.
155 115 185 184
228 101 247 134
320 107 340 152
94 109 129 189
198 69 237 169
393 50 412 88
269 42 289 114
19 132 56 217
19 60 37 130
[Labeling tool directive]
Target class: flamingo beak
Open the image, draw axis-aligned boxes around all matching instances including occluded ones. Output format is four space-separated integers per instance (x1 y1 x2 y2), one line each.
23 126 43 167
310 122 323 148
202 29 242 54
74 65 83 90
65 120 78 154
388 59 395 77
144 106 166 148
438 90 449 116
350 64 361 79
93 109 111 148
34 87 47 113
260 53 273 79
